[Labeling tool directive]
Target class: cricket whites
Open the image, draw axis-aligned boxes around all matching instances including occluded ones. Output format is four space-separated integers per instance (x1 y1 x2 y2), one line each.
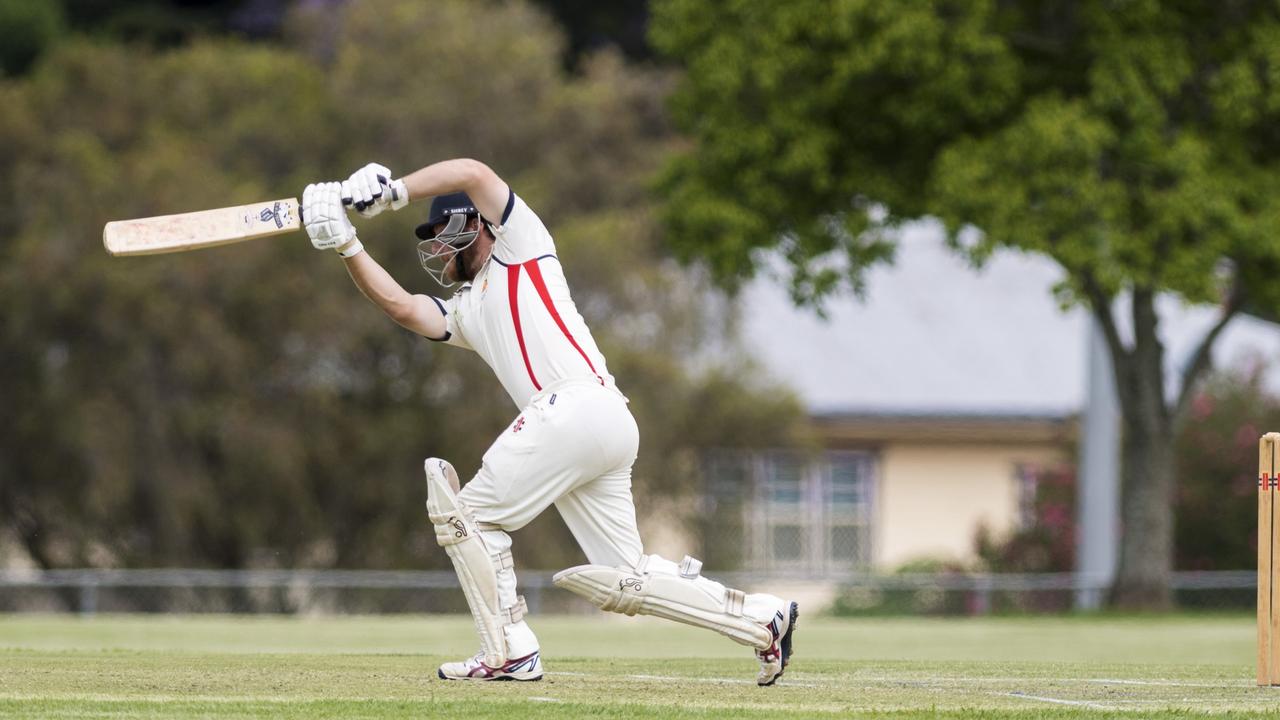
102 198 300 256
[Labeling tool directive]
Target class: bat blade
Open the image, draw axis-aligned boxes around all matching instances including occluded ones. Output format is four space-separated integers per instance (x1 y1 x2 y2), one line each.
103 197 301 256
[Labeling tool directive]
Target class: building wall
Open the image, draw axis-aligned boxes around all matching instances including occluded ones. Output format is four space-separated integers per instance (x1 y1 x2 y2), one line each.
873 442 1065 568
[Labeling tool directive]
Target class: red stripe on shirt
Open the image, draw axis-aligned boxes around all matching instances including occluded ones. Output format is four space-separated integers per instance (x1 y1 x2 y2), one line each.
507 263 541 390
523 259 604 385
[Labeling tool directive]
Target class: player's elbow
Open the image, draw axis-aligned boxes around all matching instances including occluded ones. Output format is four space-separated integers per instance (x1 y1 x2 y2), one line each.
455 159 498 191
385 299 420 327
387 295 448 339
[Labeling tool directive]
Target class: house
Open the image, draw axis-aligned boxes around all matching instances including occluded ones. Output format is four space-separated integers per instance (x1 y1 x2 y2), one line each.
714 221 1280 574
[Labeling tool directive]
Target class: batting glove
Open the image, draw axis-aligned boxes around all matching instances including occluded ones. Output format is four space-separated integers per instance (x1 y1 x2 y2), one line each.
340 162 409 218
303 182 361 255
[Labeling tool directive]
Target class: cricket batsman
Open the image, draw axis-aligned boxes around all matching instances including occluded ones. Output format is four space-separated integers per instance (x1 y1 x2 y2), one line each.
300 159 798 685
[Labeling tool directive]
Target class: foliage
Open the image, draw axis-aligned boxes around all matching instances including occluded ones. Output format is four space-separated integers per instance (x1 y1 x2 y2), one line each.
532 0 652 65
0 0 64 76
651 0 1280 607
969 365 1280 576
650 0 1016 303
976 465 1076 574
1175 368 1280 571
64 0 280 45
53 0 651 67
651 0 1280 309
971 366 1280 576
0 0 806 574
831 556 973 617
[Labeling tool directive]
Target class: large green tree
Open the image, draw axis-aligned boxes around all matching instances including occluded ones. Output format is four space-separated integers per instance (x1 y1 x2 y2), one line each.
652 0 1280 607
0 0 804 592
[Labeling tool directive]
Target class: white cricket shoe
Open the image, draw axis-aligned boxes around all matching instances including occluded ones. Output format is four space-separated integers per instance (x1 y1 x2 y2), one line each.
437 650 543 681
756 601 798 686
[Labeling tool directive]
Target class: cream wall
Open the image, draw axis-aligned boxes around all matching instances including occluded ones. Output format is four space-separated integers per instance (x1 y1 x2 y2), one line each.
873 442 1064 569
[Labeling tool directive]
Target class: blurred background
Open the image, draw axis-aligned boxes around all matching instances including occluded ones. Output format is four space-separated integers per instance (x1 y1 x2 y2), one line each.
2 0 1279 618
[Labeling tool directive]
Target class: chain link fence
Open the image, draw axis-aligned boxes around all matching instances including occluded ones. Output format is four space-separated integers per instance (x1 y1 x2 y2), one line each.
826 570 1256 615
0 569 573 615
0 568 1257 616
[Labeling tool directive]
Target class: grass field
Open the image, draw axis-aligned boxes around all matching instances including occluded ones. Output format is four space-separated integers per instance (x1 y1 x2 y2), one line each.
1 613 1278 718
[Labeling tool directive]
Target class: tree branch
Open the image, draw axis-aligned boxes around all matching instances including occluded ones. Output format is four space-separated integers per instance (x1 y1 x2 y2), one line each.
1173 277 1246 428
1080 270 1128 367
1081 269 1137 415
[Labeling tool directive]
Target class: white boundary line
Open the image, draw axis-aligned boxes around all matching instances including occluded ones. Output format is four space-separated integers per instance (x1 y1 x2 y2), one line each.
554 670 817 688
1085 678 1255 688
996 691 1116 710
557 671 1256 694
845 675 1253 689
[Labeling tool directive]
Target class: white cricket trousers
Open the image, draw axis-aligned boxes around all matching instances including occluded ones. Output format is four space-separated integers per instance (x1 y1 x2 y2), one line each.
457 378 643 655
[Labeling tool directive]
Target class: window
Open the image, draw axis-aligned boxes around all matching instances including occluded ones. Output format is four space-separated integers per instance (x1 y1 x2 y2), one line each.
702 449 876 573
820 452 873 570
770 525 804 561
828 525 862 560
766 455 804 506
698 453 751 570
828 455 870 509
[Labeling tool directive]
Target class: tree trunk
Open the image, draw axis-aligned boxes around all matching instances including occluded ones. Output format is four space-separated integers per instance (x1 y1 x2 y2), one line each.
1108 288 1176 610
1109 410 1176 609
1084 271 1242 611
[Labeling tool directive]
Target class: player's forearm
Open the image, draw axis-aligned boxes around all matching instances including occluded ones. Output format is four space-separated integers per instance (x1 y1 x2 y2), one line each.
342 249 412 314
342 250 447 337
401 159 487 199
400 159 509 223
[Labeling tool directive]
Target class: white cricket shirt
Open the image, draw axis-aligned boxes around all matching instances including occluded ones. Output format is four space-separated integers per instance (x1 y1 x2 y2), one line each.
432 190 618 409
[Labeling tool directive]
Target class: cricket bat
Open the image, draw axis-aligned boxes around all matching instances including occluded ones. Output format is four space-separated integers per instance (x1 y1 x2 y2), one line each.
102 198 301 256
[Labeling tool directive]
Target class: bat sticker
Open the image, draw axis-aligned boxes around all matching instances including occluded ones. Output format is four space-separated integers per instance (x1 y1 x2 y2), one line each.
259 202 289 229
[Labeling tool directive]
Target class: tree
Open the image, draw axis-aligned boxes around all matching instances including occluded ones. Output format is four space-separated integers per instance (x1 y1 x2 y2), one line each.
530 0 652 65
0 0 807 590
0 0 64 75
651 0 1280 608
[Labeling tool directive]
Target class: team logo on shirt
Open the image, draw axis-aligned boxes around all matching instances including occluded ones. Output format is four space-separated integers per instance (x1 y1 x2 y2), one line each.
512 416 526 433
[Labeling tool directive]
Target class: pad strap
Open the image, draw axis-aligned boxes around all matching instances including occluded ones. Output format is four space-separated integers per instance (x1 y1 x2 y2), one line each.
493 549 514 571
506 595 528 624
726 588 745 616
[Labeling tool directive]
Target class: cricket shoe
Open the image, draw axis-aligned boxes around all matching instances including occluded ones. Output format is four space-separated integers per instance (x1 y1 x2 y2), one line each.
755 601 798 686
437 650 543 681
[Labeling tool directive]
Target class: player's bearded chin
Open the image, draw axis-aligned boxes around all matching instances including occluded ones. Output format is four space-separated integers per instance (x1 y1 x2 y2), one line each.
446 242 483 283
453 248 472 282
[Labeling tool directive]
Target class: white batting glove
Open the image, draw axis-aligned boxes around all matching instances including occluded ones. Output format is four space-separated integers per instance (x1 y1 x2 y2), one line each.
302 182 361 255
340 162 409 218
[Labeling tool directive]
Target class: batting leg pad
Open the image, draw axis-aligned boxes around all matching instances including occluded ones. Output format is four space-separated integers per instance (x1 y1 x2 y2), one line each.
424 458 526 668
553 555 772 649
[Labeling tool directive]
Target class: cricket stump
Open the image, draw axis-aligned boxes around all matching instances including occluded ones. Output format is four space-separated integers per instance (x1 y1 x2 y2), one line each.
1260 432 1280 686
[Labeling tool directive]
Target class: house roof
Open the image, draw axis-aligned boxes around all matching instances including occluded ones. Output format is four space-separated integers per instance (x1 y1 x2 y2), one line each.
741 221 1280 416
